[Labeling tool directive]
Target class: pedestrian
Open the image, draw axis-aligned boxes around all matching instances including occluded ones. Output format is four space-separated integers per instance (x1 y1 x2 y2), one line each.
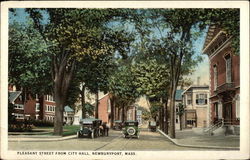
106 123 110 136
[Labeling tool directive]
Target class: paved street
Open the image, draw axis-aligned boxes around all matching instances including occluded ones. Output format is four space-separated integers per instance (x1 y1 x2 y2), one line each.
9 129 228 151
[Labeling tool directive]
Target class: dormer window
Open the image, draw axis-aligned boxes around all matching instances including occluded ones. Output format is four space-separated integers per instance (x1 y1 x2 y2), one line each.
225 54 232 83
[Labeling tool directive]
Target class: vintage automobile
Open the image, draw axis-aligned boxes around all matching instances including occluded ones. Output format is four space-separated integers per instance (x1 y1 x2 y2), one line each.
122 120 140 138
148 121 157 132
77 118 102 138
113 120 123 130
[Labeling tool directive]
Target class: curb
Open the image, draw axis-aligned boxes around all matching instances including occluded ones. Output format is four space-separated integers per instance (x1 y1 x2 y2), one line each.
157 129 239 150
8 135 77 142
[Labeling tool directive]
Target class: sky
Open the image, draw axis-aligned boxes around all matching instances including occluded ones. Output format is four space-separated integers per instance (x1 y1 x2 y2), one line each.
9 8 209 86
189 32 209 86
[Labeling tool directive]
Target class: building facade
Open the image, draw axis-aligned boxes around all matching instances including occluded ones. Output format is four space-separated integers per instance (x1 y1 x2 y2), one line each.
203 25 240 134
182 85 210 128
8 86 73 123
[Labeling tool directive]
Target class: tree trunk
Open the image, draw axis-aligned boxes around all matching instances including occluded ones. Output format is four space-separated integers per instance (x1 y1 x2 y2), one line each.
169 85 177 138
95 91 99 119
54 85 66 136
159 107 162 130
122 104 125 122
39 95 44 120
118 107 120 120
164 100 168 134
161 106 164 131
179 114 182 131
52 55 75 136
81 84 85 119
110 96 115 128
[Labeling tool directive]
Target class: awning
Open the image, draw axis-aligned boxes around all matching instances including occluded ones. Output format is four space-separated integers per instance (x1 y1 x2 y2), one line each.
186 111 196 120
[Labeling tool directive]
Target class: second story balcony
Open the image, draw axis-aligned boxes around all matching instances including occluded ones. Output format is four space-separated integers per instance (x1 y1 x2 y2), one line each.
214 82 235 95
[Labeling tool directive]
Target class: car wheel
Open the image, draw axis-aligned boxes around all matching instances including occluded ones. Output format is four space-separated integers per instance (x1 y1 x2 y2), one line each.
127 127 136 136
91 132 94 139
77 131 80 138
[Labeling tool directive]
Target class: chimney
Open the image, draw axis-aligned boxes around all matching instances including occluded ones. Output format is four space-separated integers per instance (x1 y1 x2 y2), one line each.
197 77 200 86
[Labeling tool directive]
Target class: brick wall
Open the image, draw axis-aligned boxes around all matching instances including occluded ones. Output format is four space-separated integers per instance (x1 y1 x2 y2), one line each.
98 94 110 123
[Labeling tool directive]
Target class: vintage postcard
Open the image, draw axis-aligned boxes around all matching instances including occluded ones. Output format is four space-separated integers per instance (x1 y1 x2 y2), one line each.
1 1 249 160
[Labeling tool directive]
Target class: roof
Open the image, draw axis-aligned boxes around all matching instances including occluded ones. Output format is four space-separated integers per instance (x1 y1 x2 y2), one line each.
182 85 209 95
8 91 22 103
91 93 109 105
64 105 74 112
175 90 184 101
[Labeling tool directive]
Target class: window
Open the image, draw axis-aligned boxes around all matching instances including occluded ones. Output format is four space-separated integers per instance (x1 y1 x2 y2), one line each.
235 95 240 119
225 54 232 83
196 94 208 105
213 65 218 90
14 113 24 119
46 105 55 112
14 104 24 110
18 95 23 101
176 118 178 123
214 102 218 118
187 93 192 105
187 120 195 125
35 94 39 100
35 114 39 120
36 103 40 111
107 99 111 113
45 95 54 102
176 108 179 113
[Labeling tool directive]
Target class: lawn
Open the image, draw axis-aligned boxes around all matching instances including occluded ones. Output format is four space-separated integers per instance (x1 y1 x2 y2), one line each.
32 125 80 136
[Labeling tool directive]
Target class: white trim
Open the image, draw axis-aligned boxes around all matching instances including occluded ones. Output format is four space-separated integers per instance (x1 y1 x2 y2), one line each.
90 93 109 105
209 37 232 60
14 104 24 110
202 31 226 53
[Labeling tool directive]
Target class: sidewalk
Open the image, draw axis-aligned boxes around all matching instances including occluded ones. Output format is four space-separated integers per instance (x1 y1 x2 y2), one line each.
158 128 239 150
8 134 76 142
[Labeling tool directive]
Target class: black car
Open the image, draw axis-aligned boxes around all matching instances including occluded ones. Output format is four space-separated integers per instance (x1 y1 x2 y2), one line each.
113 120 123 130
122 120 140 138
148 121 157 132
77 118 102 138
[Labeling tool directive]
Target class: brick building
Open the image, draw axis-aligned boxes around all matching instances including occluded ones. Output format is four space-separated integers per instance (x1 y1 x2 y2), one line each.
203 25 240 134
8 86 73 123
8 91 24 120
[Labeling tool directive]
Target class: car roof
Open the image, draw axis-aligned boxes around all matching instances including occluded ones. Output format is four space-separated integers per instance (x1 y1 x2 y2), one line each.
125 120 138 123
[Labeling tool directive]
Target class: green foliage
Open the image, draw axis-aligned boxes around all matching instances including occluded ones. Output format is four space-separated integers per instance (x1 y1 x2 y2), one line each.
8 102 15 124
132 58 169 99
149 102 162 120
31 120 54 127
108 65 140 107
137 106 151 121
176 103 185 116
8 20 52 94
203 9 240 54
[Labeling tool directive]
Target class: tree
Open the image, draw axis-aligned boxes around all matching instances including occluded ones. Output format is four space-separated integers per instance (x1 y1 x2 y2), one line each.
26 8 116 135
108 65 140 122
151 9 205 138
9 20 52 97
